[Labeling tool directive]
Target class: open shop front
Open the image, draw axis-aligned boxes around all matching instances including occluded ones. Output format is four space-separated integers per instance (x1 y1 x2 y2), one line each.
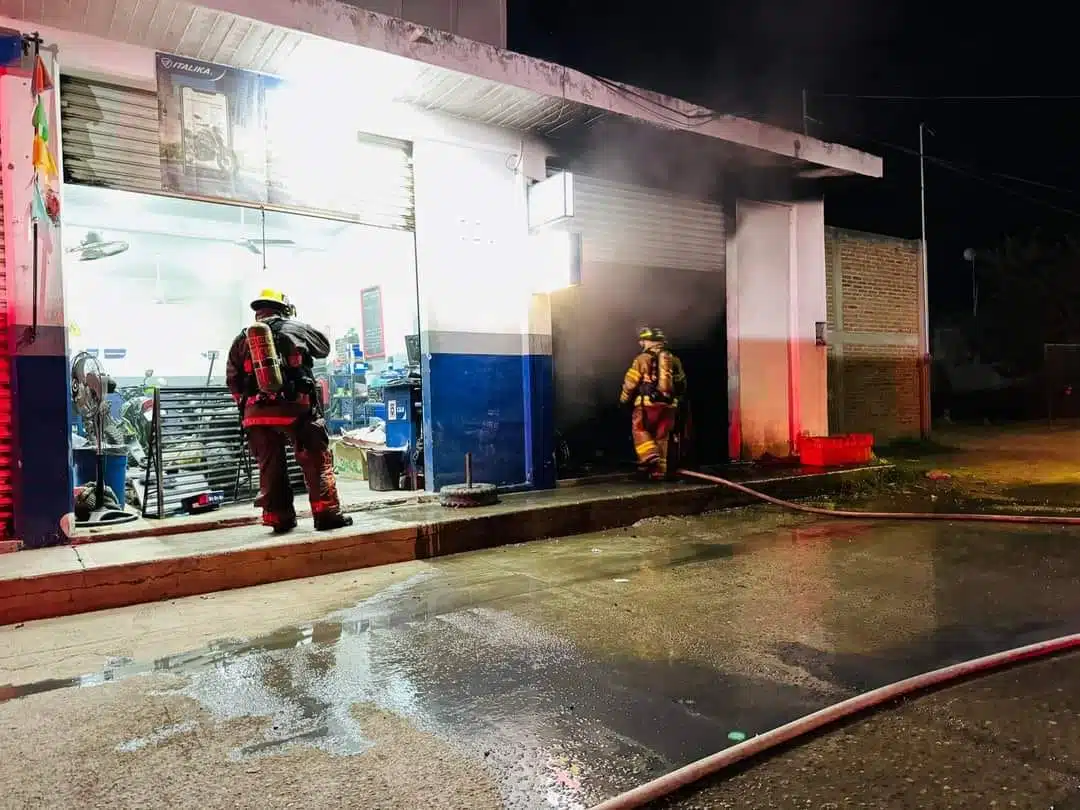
60 68 424 524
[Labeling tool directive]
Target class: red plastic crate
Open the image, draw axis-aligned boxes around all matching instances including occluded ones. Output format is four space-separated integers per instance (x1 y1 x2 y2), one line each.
798 434 874 467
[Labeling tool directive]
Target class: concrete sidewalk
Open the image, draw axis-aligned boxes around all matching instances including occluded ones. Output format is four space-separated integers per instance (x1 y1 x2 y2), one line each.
0 465 884 626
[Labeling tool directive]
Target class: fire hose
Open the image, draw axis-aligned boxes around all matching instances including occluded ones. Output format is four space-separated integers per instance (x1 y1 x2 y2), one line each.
585 469 1080 810
676 468 1080 525
588 633 1080 810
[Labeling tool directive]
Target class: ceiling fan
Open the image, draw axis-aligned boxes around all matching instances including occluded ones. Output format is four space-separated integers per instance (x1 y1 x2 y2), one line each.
67 231 129 261
235 237 296 255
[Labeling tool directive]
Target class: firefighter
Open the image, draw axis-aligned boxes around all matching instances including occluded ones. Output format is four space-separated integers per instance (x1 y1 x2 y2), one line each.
226 289 353 534
619 327 687 480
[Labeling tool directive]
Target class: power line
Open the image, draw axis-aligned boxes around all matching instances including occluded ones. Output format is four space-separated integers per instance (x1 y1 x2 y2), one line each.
928 157 1080 219
819 92 1080 101
587 78 1080 216
865 137 1080 198
847 133 1080 219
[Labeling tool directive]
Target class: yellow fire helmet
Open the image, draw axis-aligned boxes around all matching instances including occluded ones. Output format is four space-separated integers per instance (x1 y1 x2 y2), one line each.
638 326 666 342
250 288 293 315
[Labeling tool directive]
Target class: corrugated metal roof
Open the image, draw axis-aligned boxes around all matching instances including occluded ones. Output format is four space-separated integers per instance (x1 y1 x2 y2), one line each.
12 0 304 74
0 0 870 175
0 0 594 137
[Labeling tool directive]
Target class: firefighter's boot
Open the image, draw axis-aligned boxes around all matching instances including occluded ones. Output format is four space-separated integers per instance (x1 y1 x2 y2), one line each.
313 513 354 531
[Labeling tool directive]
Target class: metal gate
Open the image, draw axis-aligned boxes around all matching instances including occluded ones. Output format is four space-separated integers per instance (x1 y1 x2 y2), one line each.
59 75 416 229
572 174 726 272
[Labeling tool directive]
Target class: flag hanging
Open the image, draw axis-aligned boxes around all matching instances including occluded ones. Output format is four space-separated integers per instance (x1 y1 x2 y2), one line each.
31 53 54 96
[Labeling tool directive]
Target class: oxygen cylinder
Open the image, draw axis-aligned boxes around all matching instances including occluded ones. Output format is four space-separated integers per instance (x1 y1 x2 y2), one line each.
246 321 284 394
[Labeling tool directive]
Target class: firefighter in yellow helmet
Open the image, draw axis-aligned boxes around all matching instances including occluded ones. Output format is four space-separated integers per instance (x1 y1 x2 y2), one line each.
619 327 688 480
226 289 353 533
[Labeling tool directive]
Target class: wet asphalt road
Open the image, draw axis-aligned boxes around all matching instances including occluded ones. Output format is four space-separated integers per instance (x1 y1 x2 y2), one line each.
661 651 1080 810
3 507 1080 809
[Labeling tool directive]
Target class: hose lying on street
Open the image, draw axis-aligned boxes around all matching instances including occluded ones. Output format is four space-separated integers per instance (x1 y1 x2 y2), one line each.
584 468 1080 810
676 468 1080 525
588 632 1080 810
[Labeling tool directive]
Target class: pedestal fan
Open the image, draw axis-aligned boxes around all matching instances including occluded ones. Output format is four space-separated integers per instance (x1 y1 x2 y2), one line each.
70 351 139 527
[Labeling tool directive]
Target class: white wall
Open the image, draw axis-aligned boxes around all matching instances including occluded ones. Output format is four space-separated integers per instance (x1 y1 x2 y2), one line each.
412 139 542 348
728 198 829 460
730 201 792 459
794 200 828 438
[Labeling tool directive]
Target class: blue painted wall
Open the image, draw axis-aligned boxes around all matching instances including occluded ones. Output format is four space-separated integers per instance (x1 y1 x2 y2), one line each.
523 353 555 489
424 352 527 490
421 347 555 491
13 341 73 548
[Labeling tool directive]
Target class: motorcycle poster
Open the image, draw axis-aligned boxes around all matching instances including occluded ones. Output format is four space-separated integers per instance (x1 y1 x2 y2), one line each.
155 52 276 205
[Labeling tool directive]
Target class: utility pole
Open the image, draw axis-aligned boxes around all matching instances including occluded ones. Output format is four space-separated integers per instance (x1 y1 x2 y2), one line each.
801 89 809 135
918 123 932 437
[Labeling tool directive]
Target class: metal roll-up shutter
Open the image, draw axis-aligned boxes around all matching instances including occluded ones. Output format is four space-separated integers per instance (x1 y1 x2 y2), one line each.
60 76 163 193
0 128 13 537
341 134 414 231
267 132 415 230
573 175 725 273
60 76 415 230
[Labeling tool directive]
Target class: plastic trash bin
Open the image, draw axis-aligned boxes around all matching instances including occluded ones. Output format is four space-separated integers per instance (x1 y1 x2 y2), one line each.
73 446 129 508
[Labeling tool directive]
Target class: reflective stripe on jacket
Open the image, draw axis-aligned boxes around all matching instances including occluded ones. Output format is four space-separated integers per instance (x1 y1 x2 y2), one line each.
619 348 687 406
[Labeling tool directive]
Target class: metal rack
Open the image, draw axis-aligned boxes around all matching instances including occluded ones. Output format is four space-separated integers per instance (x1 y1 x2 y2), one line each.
142 386 304 518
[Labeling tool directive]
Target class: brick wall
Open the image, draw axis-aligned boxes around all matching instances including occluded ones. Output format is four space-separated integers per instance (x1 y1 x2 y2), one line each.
825 227 924 441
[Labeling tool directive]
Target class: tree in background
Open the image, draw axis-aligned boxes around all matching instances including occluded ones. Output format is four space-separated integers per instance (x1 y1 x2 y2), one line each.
973 232 1080 375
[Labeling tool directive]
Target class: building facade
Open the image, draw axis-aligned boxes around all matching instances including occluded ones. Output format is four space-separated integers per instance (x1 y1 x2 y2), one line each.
0 0 882 547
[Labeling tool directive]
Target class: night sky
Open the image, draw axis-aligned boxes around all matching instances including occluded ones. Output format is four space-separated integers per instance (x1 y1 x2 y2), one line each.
508 1 1080 321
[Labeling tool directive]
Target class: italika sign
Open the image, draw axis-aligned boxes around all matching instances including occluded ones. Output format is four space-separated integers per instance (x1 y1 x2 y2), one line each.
156 54 227 82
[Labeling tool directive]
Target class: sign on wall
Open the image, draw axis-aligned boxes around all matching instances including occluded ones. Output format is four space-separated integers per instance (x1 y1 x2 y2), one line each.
360 286 385 360
154 52 340 211
153 52 415 228
155 53 275 205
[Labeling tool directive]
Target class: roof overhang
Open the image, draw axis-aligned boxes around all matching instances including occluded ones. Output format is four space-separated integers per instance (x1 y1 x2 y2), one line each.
0 0 882 180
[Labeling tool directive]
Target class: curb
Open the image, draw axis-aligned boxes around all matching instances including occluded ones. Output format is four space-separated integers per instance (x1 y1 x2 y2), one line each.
0 466 885 626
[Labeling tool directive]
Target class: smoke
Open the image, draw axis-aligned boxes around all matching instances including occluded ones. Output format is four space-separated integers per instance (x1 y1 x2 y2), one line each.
540 1 898 464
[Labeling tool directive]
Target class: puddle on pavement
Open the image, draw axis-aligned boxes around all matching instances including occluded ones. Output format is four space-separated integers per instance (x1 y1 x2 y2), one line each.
773 617 1070 693
0 562 839 807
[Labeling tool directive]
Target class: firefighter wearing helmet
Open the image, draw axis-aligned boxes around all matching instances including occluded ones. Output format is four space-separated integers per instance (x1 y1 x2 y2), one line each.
619 326 688 480
226 289 353 533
